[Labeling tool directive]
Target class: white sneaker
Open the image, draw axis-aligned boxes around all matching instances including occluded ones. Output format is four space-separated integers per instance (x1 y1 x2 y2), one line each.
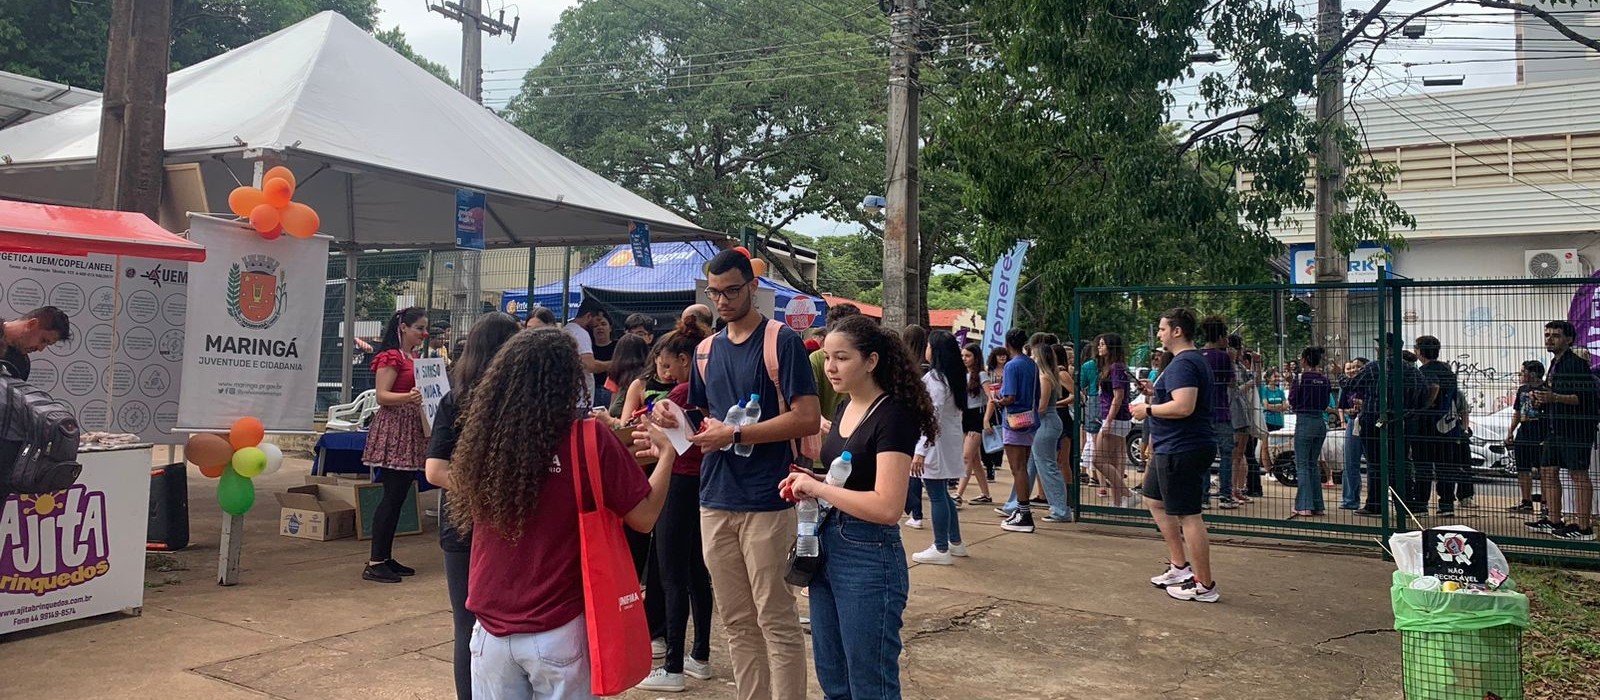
911 544 954 565
636 668 686 692
684 657 713 681
1166 580 1220 603
948 542 969 557
1149 563 1194 588
1121 494 1143 509
652 638 667 659
904 518 924 529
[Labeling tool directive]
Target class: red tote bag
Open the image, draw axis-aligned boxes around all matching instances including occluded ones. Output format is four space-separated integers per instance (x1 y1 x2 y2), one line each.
569 419 652 695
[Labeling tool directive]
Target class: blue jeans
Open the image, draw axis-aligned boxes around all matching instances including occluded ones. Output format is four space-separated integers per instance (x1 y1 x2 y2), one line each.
904 476 923 519
810 512 909 700
470 616 592 700
1341 422 1363 509
923 478 963 551
1294 417 1328 512
1212 422 1236 499
1027 411 1070 519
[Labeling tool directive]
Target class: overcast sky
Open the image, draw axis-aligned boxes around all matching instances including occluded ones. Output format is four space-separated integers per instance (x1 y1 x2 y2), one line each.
371 1 1538 238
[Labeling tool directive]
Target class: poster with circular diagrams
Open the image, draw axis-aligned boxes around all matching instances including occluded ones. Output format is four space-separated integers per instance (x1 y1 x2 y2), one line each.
0 252 185 443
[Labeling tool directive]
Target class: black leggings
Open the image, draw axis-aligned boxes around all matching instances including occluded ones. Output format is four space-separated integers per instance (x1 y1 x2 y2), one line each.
627 515 667 642
655 473 713 672
443 547 472 699
370 468 414 562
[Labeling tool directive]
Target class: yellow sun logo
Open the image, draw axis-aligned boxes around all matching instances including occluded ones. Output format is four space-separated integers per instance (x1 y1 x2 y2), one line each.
20 493 61 517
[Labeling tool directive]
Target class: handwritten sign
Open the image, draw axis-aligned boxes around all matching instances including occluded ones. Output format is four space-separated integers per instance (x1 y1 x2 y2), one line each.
413 358 451 436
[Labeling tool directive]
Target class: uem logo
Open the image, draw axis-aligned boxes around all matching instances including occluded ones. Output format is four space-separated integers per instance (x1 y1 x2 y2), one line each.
139 264 188 288
0 486 112 596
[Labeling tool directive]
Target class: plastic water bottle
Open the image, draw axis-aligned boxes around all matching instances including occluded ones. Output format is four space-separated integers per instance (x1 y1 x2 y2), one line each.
819 451 852 510
720 400 746 452
735 393 761 457
795 498 820 557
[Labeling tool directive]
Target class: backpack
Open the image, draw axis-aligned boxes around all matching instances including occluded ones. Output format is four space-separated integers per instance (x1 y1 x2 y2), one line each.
0 377 82 498
695 319 822 467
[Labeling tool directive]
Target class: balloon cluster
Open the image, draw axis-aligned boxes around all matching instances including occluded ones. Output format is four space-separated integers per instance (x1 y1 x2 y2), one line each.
732 246 769 278
184 416 284 516
227 166 321 240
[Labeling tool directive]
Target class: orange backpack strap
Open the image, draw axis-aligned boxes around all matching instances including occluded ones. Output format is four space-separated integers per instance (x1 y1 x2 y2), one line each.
694 334 717 389
762 319 786 413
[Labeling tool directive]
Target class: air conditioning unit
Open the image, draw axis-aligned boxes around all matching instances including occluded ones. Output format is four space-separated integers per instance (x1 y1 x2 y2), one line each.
1524 249 1585 279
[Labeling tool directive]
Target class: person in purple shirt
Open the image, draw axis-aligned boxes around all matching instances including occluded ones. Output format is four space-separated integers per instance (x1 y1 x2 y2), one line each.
1092 334 1137 508
1199 317 1236 508
1290 347 1332 516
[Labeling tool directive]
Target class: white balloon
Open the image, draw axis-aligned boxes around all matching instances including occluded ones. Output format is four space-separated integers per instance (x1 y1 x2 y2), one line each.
259 442 285 475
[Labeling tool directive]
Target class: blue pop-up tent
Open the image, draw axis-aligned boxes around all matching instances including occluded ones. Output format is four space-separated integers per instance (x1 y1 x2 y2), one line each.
501 241 827 329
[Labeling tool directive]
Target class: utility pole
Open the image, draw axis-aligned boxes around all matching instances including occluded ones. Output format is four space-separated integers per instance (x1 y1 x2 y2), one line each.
1313 0 1349 360
94 0 171 219
428 0 517 329
882 1 921 330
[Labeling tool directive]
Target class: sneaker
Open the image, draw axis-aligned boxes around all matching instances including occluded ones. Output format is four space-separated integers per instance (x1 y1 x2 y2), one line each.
1555 525 1597 542
1166 580 1220 603
1459 497 1476 508
384 559 416 577
1201 499 1212 510
1507 501 1534 513
1000 511 1036 533
1218 497 1240 510
1354 508 1382 518
953 496 965 508
636 668 686 692
1120 494 1144 509
994 506 1014 518
904 518 924 529
1029 497 1049 505
652 638 667 659
970 496 993 505
1435 507 1455 518
1150 563 1194 588
948 542 970 557
912 544 954 565
362 562 401 584
1525 518 1558 534
684 657 713 681
1042 513 1073 523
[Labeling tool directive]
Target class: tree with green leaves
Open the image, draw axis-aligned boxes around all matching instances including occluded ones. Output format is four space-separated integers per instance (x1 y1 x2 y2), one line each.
0 1 380 90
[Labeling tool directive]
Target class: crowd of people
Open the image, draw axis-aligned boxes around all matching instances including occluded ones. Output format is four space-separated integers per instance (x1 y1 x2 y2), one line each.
343 247 1600 698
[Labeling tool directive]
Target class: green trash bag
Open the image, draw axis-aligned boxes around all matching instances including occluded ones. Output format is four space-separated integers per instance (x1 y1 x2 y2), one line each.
1392 571 1530 700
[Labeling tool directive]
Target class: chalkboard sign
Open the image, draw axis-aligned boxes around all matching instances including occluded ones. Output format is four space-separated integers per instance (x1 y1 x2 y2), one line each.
354 481 421 540
1422 528 1489 584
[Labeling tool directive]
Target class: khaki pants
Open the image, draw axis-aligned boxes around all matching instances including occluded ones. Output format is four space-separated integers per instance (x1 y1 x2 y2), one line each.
701 507 806 700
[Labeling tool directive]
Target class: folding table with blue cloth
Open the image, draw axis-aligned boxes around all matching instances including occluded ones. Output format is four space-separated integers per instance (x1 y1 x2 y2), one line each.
312 431 437 492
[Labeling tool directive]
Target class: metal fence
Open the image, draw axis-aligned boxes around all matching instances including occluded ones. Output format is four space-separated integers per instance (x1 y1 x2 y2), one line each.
1070 275 1600 566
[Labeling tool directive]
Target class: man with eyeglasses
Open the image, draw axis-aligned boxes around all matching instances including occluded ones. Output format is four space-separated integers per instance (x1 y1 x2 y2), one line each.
686 249 819 700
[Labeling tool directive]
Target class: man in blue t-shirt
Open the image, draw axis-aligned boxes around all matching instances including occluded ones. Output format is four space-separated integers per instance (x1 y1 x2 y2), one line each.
1132 307 1219 603
687 250 819 700
996 327 1041 533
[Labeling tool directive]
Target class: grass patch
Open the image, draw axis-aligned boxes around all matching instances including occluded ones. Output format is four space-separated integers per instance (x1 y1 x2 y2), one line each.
1519 566 1600 700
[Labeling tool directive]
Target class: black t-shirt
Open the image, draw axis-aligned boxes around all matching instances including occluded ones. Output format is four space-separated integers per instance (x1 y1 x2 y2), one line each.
427 391 469 552
820 395 922 492
1 345 29 380
592 340 616 390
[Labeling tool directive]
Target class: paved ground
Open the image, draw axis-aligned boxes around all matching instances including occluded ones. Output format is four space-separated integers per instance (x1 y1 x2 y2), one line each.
0 456 1404 699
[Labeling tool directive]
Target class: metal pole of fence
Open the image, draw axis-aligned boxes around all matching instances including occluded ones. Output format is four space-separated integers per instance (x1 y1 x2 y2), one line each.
1385 270 1404 538
1069 290 1084 518
341 250 356 406
525 246 538 319
425 250 436 321
560 246 573 322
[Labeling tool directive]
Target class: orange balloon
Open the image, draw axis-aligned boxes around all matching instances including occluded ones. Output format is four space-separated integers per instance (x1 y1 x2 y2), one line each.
263 177 294 208
249 204 281 234
751 258 768 278
185 433 234 469
198 462 226 479
281 202 321 239
263 166 296 189
228 186 266 217
229 416 265 450
259 225 283 241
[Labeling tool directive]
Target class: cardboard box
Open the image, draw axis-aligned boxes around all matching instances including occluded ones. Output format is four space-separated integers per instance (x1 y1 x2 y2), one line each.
303 475 423 540
276 485 357 541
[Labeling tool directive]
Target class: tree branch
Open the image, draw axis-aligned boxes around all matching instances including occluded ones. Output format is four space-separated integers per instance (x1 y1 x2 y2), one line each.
1475 0 1600 53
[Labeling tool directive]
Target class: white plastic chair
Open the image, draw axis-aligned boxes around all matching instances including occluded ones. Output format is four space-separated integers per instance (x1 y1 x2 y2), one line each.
325 390 378 432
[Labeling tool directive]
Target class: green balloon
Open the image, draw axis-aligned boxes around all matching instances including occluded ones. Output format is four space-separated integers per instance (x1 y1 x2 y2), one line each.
217 465 256 516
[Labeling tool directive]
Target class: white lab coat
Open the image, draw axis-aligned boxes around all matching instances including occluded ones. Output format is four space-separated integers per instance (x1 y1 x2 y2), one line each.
915 370 967 480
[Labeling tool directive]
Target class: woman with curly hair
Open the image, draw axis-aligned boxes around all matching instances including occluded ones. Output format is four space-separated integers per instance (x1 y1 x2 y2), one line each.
361 306 430 584
423 311 522 700
449 328 674 698
779 314 935 699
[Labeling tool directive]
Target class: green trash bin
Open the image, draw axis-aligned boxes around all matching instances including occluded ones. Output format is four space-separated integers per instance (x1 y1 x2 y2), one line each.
1391 571 1530 700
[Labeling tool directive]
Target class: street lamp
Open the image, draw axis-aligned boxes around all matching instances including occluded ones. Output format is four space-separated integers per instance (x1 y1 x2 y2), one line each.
861 195 887 215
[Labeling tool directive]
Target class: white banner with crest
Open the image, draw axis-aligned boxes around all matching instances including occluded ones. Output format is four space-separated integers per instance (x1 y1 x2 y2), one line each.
176 215 327 432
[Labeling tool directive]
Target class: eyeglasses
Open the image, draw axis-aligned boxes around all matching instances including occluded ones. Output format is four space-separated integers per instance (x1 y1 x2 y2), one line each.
704 281 752 301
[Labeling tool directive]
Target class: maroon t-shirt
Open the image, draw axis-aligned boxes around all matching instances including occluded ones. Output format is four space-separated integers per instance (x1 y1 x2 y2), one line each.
467 422 651 637
667 383 705 477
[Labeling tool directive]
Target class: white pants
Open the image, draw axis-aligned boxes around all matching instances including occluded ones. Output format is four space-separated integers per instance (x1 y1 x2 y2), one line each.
471 615 593 700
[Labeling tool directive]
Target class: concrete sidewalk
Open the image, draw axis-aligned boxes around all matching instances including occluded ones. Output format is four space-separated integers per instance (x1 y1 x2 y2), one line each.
0 459 1402 699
